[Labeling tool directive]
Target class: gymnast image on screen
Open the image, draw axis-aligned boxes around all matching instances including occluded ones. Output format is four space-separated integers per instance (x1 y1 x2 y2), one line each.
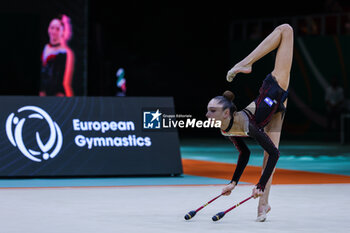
40 14 75 97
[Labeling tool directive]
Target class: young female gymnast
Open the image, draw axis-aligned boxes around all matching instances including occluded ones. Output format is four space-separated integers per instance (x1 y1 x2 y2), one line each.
206 24 293 222
40 15 74 97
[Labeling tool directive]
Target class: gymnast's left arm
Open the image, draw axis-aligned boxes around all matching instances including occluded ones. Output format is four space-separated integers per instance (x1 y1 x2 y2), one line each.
63 48 75 97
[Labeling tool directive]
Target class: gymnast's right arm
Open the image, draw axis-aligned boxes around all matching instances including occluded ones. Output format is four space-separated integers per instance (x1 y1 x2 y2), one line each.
222 136 251 195
228 137 251 184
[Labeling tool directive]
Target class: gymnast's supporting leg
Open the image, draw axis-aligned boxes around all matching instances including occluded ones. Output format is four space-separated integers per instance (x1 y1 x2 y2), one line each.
257 110 285 222
257 154 275 221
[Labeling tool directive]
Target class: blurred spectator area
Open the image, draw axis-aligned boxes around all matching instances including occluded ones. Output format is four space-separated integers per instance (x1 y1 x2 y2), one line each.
230 12 350 40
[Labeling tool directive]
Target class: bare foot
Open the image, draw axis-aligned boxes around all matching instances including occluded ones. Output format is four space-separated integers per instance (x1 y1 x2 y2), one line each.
256 204 271 222
226 63 252 82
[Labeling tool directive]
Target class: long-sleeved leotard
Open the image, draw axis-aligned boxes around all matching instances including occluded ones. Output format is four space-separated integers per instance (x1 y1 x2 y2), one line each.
224 73 287 191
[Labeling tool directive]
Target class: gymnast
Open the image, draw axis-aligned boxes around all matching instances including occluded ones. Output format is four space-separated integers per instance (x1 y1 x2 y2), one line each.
206 24 293 222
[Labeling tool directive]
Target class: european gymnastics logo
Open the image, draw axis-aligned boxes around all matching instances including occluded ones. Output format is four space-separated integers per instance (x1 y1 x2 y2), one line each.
5 106 63 162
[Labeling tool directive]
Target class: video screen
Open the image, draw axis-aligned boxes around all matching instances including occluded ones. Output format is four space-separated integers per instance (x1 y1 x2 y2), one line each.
0 0 87 96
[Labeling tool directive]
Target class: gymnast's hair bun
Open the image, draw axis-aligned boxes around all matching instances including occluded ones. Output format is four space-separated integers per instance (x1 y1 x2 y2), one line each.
223 90 235 102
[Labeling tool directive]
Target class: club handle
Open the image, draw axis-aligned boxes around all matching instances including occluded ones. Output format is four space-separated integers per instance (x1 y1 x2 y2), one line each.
195 194 222 212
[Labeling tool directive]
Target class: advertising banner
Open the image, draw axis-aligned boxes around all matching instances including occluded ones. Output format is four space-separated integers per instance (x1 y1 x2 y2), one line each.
0 96 182 177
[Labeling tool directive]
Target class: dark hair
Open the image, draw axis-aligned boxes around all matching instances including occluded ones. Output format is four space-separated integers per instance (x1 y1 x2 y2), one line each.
213 90 237 115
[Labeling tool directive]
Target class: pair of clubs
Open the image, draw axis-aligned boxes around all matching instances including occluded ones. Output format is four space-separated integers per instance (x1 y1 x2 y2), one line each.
184 194 253 221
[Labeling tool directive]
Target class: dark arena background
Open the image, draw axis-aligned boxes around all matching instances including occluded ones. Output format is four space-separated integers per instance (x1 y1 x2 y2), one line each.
0 1 350 232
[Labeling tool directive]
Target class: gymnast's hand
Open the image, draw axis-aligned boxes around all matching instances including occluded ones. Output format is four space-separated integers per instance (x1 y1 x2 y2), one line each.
252 186 264 199
222 182 236 196
226 62 252 82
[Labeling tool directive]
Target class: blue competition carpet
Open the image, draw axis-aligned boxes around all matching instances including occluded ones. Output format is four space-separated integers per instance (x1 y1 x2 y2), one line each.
0 175 231 188
0 139 349 188
180 139 350 176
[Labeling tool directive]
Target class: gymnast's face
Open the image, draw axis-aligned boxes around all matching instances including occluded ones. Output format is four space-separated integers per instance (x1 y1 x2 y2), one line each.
48 19 64 45
206 98 230 122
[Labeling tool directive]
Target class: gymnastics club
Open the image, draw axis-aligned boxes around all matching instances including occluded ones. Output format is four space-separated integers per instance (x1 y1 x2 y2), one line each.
184 194 222 220
212 195 254 221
